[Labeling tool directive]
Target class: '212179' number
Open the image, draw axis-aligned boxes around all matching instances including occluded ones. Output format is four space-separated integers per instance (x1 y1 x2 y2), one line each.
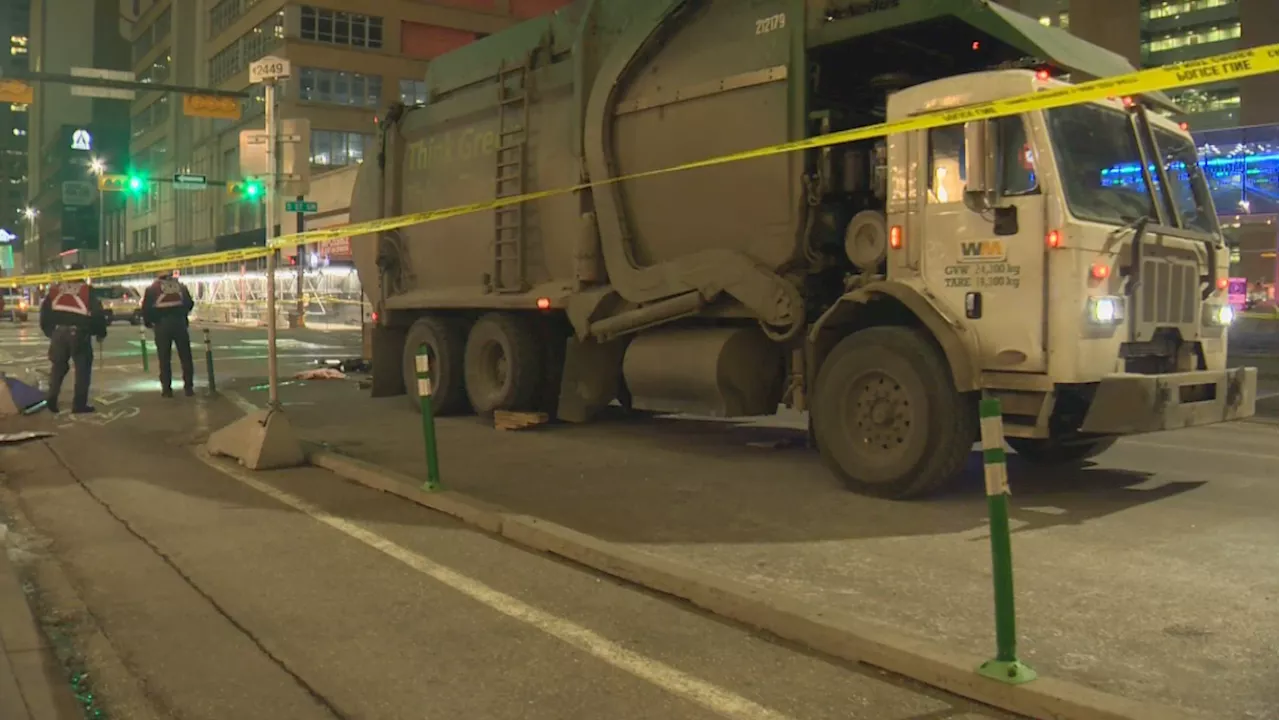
755 13 786 35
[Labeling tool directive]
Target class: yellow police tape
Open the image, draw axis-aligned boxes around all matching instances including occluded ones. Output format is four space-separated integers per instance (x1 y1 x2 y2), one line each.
5 44 1276 289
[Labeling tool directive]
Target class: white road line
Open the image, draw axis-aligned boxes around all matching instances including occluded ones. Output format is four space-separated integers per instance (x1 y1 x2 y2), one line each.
224 390 259 415
194 451 795 720
1117 438 1278 460
194 395 210 436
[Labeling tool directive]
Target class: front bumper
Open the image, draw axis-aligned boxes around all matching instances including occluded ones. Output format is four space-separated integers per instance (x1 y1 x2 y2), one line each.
1079 367 1257 435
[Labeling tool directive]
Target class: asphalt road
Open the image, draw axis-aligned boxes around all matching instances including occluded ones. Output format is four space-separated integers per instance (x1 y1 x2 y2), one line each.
230 352 1276 720
0 322 1014 719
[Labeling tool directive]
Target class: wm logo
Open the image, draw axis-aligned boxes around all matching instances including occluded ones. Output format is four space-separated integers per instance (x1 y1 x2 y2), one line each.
958 240 1006 262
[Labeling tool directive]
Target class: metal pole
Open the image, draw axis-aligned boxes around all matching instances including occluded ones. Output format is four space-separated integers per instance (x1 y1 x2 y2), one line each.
203 328 217 394
139 324 149 373
264 78 280 409
98 185 105 265
295 195 304 327
416 344 442 491
976 394 1036 685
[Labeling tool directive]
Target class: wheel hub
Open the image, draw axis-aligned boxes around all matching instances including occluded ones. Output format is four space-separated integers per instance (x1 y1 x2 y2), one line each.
852 373 911 450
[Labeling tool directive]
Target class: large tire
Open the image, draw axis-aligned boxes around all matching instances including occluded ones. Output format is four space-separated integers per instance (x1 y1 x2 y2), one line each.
811 326 976 499
464 312 543 415
401 316 470 416
1007 436 1117 465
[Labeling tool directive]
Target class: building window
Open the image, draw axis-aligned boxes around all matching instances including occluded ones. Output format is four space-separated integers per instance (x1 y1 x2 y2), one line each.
131 96 171 139
300 6 383 49
1143 0 1231 21
8 103 26 112
1144 23 1241 54
208 12 283 86
208 0 264 40
398 79 427 105
132 6 172 63
298 68 382 108
310 130 372 168
139 54 171 84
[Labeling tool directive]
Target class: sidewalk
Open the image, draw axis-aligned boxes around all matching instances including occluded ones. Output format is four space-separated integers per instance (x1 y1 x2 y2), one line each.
0 523 81 720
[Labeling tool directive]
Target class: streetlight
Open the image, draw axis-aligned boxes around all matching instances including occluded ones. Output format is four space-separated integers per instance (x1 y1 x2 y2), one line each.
21 208 37 272
89 158 107 263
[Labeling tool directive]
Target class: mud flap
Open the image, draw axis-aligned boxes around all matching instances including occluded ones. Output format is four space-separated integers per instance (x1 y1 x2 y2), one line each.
556 337 626 423
370 323 407 397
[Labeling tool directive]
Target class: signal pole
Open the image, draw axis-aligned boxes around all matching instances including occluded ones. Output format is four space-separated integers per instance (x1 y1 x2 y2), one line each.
251 57 288 410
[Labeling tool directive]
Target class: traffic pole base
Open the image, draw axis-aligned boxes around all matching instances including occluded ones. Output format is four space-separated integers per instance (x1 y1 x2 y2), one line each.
977 659 1038 685
205 408 305 470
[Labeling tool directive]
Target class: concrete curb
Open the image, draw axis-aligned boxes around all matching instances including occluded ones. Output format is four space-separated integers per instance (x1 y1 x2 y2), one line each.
305 446 1203 720
0 534 81 720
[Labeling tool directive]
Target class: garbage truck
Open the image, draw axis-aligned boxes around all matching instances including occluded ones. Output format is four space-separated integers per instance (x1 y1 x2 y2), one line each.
349 0 1258 498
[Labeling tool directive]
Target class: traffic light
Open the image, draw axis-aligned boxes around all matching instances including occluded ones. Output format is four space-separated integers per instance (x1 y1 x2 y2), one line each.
228 179 264 200
97 174 130 192
126 173 148 194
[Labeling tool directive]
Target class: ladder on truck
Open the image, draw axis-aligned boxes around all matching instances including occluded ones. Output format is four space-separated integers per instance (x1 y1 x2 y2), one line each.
492 60 531 293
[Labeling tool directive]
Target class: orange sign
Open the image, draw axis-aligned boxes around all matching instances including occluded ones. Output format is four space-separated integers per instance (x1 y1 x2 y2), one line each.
183 94 240 120
0 80 33 105
323 237 351 260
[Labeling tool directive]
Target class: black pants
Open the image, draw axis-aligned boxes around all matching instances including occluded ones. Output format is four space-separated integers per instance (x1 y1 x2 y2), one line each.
48 326 93 411
154 315 194 392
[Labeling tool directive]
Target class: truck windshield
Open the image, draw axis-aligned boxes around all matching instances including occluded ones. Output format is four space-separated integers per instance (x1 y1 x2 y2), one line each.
1046 104 1158 226
1151 127 1218 235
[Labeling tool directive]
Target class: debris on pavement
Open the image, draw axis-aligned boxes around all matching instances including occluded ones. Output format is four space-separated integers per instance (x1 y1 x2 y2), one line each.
0 431 55 444
494 411 549 431
316 357 370 373
294 368 347 380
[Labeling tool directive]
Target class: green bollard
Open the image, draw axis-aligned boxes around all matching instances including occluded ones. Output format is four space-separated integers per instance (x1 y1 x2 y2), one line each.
415 343 442 491
976 394 1037 685
203 328 217 394
138 325 149 373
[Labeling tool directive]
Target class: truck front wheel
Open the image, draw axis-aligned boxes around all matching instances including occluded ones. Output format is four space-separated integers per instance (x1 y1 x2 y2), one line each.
401 316 470 415
811 326 976 499
1006 436 1117 465
464 312 543 415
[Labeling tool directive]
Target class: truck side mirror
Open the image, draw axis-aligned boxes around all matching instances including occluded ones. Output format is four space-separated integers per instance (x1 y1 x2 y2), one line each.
963 120 996 208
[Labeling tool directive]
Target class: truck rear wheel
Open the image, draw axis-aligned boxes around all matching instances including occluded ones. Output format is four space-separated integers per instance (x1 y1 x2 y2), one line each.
1006 436 1117 465
401 316 470 415
464 313 542 415
811 326 976 499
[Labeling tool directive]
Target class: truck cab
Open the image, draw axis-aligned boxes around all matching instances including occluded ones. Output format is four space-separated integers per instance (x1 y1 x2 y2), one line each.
865 71 1249 458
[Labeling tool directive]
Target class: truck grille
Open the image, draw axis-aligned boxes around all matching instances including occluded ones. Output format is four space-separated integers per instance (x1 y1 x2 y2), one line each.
1140 258 1197 325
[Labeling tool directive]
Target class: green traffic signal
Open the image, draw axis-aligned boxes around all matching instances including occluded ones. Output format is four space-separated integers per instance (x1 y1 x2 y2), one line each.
126 174 146 192
244 181 262 198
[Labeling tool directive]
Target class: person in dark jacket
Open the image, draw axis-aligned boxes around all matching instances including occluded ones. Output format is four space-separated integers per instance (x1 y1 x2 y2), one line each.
142 270 197 397
40 264 108 414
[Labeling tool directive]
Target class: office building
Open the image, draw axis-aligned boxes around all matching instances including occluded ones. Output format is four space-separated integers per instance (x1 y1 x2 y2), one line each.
24 0 131 272
120 0 571 266
0 0 30 271
1002 0 1276 131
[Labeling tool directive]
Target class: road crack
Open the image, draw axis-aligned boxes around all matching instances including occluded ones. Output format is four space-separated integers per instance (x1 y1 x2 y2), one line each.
47 443 350 720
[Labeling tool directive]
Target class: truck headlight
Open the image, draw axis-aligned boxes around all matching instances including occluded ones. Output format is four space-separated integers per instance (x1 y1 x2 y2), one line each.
1202 302 1234 326
1087 295 1125 325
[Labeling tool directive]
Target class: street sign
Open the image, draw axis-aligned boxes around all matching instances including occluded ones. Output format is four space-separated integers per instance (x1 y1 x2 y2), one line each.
0 80 33 104
249 56 291 83
239 119 312 195
61 181 95 207
183 94 241 120
97 174 129 192
285 200 318 213
173 173 208 190
70 67 135 100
